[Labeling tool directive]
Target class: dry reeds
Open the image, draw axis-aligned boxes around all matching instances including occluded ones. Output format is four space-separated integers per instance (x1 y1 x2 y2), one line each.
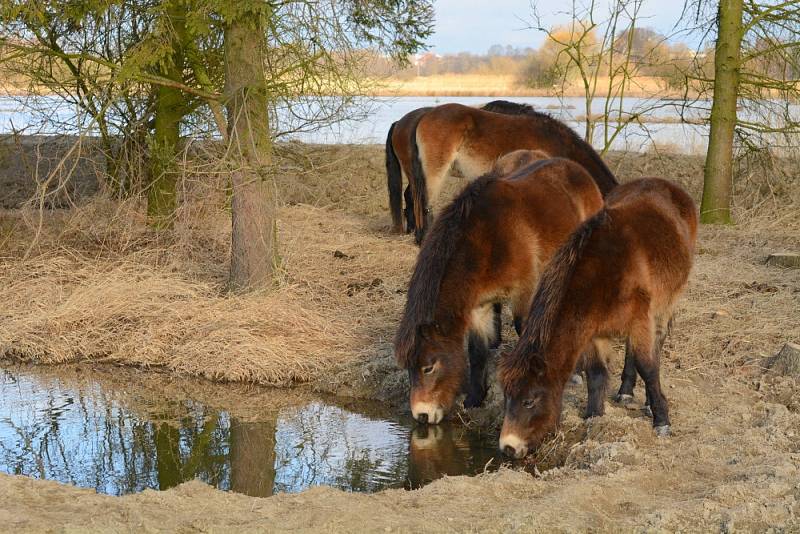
0 201 416 385
0 142 798 393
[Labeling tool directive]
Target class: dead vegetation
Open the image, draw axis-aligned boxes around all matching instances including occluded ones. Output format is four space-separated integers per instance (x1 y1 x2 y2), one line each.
0 142 797 398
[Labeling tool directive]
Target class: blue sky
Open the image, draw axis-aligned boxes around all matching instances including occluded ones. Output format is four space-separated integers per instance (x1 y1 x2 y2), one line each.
427 0 691 54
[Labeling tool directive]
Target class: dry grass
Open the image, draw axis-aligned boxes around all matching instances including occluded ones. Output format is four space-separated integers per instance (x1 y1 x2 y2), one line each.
372 74 685 98
0 143 798 392
0 202 415 385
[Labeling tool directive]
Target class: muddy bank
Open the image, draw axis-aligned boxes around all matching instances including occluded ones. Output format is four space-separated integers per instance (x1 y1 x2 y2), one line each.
1 374 798 532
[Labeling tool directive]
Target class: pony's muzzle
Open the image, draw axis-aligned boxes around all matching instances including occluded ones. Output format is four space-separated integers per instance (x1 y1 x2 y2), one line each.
499 434 528 459
411 402 444 425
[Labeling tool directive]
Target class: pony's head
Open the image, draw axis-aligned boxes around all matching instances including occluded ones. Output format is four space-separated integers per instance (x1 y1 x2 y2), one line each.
497 357 564 459
398 321 467 424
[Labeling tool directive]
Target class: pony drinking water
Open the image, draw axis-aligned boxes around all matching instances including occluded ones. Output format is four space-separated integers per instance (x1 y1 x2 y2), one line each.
395 155 604 424
498 178 698 458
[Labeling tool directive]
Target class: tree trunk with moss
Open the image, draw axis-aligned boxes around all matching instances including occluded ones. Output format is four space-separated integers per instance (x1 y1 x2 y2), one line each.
701 0 744 225
225 9 277 291
147 2 188 229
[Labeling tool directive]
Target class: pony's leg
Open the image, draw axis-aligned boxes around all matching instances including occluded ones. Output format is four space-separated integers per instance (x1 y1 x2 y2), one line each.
464 304 496 408
629 319 670 435
464 329 490 408
412 132 458 243
583 339 610 418
614 340 637 403
510 285 536 337
654 315 673 357
490 302 502 349
643 314 673 417
403 184 415 233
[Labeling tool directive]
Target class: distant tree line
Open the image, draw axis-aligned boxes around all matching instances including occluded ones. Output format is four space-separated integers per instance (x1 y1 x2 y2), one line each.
365 28 711 91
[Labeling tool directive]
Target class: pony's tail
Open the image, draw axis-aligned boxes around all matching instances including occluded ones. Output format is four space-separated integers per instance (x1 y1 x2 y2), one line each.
410 123 429 245
385 122 403 233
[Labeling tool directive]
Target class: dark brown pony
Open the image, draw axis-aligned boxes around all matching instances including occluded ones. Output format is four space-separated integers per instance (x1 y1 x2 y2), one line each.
385 101 538 234
395 157 603 425
498 178 698 459
409 103 620 243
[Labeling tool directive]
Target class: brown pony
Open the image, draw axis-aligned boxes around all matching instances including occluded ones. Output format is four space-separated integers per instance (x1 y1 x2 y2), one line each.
395 157 603 424
386 101 540 234
498 178 698 459
409 103 620 243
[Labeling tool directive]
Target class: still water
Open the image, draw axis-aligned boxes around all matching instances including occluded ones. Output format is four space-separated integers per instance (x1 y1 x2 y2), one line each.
0 95 710 153
0 366 500 497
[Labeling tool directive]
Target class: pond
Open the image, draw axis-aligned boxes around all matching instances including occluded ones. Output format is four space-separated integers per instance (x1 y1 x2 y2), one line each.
0 365 501 497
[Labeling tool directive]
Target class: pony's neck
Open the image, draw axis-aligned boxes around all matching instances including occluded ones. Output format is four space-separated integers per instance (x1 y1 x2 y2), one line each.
540 303 595 385
434 272 478 343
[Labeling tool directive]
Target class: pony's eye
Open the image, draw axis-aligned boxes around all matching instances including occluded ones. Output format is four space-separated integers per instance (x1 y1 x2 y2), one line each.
522 398 538 409
422 364 435 375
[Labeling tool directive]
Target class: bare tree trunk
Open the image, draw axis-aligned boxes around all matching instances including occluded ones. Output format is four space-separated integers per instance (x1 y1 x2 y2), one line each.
147 85 183 228
224 11 276 291
701 0 743 225
147 1 187 229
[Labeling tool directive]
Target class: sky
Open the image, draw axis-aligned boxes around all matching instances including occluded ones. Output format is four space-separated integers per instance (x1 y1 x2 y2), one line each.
427 0 692 54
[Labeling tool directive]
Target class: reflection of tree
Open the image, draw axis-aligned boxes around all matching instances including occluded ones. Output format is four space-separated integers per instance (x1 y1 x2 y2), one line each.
154 419 182 490
1 368 500 498
229 418 277 497
154 411 227 491
0 369 231 495
273 403 410 494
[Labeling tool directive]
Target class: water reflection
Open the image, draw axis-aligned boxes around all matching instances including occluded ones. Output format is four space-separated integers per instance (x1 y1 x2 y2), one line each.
408 425 497 489
0 367 499 496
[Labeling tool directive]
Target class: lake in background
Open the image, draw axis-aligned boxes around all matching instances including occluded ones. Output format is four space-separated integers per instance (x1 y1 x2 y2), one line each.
0 95 711 154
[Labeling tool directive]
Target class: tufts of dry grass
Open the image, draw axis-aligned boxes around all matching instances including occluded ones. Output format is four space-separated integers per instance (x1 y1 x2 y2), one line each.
0 196 416 385
0 143 798 393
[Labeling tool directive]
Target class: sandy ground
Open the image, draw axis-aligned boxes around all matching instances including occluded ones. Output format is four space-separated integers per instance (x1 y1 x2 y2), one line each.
0 143 799 532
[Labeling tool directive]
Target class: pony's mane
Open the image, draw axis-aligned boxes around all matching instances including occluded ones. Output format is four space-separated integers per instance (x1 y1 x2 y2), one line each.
498 209 610 394
481 100 536 115
488 104 619 196
395 168 506 367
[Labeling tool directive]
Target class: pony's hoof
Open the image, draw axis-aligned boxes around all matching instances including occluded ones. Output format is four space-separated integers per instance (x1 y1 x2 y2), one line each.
614 393 634 404
654 425 671 437
643 405 653 418
568 373 583 386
